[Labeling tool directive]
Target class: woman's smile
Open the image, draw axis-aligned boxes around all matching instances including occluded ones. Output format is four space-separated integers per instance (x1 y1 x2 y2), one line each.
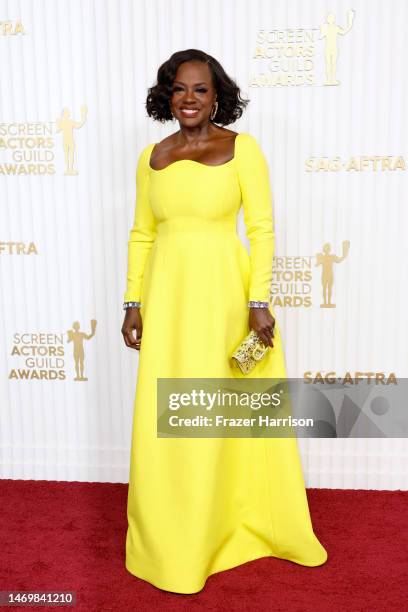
179 108 200 117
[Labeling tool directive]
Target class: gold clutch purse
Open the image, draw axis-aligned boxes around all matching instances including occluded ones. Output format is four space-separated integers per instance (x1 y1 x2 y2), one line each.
231 330 270 375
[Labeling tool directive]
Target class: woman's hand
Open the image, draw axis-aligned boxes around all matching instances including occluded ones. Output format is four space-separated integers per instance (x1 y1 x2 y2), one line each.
249 307 275 348
121 308 143 351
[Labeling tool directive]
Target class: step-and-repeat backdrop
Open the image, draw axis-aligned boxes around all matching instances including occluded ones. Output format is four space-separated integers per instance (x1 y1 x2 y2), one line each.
1 0 407 488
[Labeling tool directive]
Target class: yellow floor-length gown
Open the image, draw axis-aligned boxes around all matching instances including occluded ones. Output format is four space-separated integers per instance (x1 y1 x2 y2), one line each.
123 132 328 593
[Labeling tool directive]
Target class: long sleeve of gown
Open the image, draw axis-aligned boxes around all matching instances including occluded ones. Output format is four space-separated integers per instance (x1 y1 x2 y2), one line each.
236 133 275 303
123 144 157 303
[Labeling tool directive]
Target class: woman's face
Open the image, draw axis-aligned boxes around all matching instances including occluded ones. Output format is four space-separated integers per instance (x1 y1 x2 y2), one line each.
170 60 217 126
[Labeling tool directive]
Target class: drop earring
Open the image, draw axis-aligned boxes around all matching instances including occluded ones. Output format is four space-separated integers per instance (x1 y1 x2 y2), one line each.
210 100 218 121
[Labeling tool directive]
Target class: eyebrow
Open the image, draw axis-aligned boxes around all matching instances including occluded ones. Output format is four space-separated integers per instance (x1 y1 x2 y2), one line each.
173 81 208 85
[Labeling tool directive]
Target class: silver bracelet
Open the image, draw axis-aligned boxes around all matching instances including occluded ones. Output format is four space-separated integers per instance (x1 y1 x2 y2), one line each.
123 301 141 310
125 300 264 309
248 300 269 308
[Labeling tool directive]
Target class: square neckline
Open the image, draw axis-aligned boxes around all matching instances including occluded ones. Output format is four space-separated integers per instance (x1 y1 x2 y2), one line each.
148 132 242 172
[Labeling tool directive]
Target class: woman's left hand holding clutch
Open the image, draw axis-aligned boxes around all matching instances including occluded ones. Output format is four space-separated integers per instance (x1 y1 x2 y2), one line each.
249 308 275 348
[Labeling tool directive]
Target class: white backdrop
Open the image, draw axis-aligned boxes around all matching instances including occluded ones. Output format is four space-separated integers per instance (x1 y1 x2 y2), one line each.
0 0 407 489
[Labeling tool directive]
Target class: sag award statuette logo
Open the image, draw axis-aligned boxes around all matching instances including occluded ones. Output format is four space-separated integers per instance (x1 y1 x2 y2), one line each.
67 319 97 381
270 240 350 308
56 105 88 175
0 104 87 175
320 10 355 85
250 8 355 87
9 319 97 381
315 240 350 308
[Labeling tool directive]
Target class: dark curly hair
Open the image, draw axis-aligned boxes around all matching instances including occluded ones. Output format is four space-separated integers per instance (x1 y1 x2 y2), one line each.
145 49 249 126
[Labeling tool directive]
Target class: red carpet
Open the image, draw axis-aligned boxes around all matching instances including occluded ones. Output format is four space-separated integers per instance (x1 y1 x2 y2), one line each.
0 480 406 611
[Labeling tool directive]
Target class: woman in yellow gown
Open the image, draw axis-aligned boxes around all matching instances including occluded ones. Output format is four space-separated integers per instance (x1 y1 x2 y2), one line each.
121 49 327 594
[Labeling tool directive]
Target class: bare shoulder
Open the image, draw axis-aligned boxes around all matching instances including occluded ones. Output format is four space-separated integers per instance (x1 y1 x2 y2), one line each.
150 133 176 157
214 127 240 140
